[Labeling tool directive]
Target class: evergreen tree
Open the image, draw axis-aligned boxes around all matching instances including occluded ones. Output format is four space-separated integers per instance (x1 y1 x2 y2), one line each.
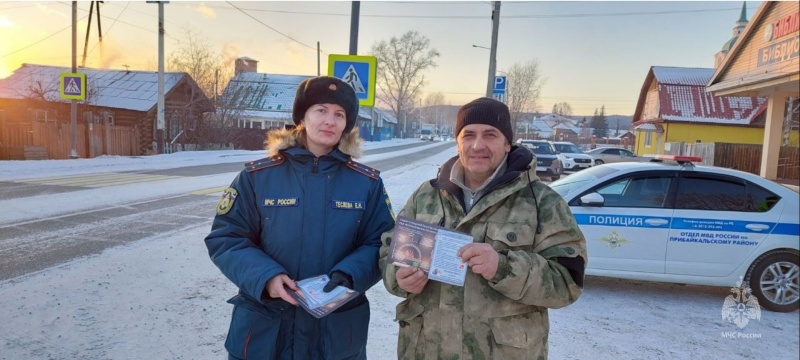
590 105 609 138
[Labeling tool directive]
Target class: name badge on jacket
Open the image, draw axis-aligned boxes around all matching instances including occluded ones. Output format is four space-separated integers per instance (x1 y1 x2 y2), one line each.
331 200 365 210
263 198 299 207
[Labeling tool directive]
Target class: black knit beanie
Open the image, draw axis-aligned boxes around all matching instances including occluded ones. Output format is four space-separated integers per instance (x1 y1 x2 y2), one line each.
455 97 513 144
292 76 359 133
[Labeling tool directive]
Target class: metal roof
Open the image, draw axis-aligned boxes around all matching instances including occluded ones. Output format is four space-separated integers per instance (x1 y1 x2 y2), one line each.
222 72 399 125
658 83 766 125
222 73 311 112
633 123 665 132
651 67 717 86
0 63 188 112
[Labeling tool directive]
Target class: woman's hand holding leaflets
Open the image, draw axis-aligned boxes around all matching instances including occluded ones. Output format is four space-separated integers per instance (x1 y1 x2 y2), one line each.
266 274 299 306
323 271 353 292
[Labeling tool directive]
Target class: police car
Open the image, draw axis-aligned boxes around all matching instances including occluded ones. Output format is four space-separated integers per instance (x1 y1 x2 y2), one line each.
550 155 800 312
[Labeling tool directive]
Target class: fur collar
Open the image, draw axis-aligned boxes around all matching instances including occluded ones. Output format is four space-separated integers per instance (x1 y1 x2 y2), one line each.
265 126 363 159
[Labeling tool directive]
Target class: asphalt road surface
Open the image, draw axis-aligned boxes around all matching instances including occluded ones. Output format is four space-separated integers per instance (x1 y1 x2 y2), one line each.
0 142 453 280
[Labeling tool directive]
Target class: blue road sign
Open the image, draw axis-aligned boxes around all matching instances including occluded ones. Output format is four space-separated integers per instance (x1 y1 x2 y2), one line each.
492 75 507 103
60 72 86 100
492 75 507 94
328 54 377 107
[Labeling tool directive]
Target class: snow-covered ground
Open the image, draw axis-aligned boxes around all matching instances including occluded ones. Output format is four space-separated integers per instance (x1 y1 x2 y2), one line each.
0 139 797 359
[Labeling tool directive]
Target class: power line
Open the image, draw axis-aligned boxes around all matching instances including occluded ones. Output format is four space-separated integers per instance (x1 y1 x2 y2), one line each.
0 4 41 11
104 1 181 27
1 2 183 61
86 1 132 57
202 5 741 20
57 2 185 43
224 1 324 55
0 15 90 60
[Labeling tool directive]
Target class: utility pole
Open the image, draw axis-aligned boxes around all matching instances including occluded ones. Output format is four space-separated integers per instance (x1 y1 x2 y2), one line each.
317 41 321 76
69 1 78 158
214 68 219 107
158 1 165 154
147 1 167 154
81 1 103 68
349 1 360 55
486 1 501 97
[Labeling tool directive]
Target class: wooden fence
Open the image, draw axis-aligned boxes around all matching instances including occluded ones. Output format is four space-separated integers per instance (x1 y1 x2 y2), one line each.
0 120 140 160
664 141 799 181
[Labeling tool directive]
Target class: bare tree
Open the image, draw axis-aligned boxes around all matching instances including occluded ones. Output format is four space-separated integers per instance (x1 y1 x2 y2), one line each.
193 86 246 149
785 97 799 146
423 92 446 108
370 31 440 138
505 60 546 139
167 28 238 149
552 102 573 116
168 28 234 101
418 92 448 132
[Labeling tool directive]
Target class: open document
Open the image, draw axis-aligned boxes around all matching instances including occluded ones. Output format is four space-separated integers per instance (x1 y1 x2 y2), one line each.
387 216 473 286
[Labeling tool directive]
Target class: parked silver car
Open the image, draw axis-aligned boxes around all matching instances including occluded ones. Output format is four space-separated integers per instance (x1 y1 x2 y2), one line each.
586 147 645 165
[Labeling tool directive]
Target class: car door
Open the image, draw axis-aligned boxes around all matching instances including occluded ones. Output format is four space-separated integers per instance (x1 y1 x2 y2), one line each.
570 170 676 273
667 173 778 276
619 149 640 162
598 148 624 163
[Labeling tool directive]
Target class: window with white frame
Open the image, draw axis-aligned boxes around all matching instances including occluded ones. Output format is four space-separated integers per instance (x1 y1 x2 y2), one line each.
100 111 115 126
35 110 46 121
644 131 652 148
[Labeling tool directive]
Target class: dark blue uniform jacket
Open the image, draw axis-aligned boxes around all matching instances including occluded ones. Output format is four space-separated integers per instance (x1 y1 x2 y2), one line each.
205 146 395 360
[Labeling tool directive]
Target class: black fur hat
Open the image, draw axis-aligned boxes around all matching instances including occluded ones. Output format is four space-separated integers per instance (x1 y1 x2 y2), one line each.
455 97 513 144
292 76 359 133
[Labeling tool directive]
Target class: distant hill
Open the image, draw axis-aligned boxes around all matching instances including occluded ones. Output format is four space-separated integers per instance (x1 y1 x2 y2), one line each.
412 105 634 132
569 115 633 130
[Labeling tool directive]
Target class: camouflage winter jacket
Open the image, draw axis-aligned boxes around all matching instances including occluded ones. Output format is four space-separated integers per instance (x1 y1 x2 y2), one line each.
379 146 587 360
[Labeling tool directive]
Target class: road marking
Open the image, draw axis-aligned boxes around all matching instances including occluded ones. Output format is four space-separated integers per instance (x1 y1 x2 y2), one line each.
20 173 183 188
191 186 228 195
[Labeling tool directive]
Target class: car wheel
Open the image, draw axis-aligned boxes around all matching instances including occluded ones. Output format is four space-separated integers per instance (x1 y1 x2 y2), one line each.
746 251 800 312
594 160 604 165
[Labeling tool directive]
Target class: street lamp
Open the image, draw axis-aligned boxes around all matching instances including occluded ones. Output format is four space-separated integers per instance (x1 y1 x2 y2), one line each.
472 44 490 50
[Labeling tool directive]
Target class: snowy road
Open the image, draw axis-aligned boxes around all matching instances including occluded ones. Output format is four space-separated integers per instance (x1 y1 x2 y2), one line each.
0 140 797 359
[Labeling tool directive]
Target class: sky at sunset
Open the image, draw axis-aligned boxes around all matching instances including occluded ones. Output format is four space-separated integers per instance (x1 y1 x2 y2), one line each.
0 1 763 115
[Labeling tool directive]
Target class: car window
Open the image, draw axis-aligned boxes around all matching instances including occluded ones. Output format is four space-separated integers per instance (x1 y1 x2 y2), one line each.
593 174 673 208
551 166 619 197
621 149 635 157
747 183 781 212
675 176 745 211
555 143 582 153
605 149 620 155
522 142 554 155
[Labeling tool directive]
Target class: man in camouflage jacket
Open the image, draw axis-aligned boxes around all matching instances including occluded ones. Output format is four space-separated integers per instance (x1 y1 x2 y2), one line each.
379 97 587 360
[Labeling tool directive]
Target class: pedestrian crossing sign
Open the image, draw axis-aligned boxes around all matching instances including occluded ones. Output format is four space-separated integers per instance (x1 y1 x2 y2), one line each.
60 72 86 100
327 54 377 107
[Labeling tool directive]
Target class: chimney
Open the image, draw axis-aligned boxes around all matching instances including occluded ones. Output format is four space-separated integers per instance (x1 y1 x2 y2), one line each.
235 57 258 75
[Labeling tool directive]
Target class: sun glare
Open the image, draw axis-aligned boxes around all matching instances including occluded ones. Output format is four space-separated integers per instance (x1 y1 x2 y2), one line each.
0 16 14 28
0 62 11 79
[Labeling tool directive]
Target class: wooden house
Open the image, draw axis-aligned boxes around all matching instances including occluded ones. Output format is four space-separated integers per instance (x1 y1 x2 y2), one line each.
0 64 212 159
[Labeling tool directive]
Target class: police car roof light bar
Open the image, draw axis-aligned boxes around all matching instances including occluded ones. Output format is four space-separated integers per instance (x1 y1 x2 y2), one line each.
652 155 702 165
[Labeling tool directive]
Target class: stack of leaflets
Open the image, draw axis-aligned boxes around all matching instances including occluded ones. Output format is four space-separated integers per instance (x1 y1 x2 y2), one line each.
288 274 359 318
387 216 473 286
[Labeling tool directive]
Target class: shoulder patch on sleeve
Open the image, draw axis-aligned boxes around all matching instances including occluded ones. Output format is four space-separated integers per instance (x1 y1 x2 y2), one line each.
345 160 380 180
246 156 285 173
